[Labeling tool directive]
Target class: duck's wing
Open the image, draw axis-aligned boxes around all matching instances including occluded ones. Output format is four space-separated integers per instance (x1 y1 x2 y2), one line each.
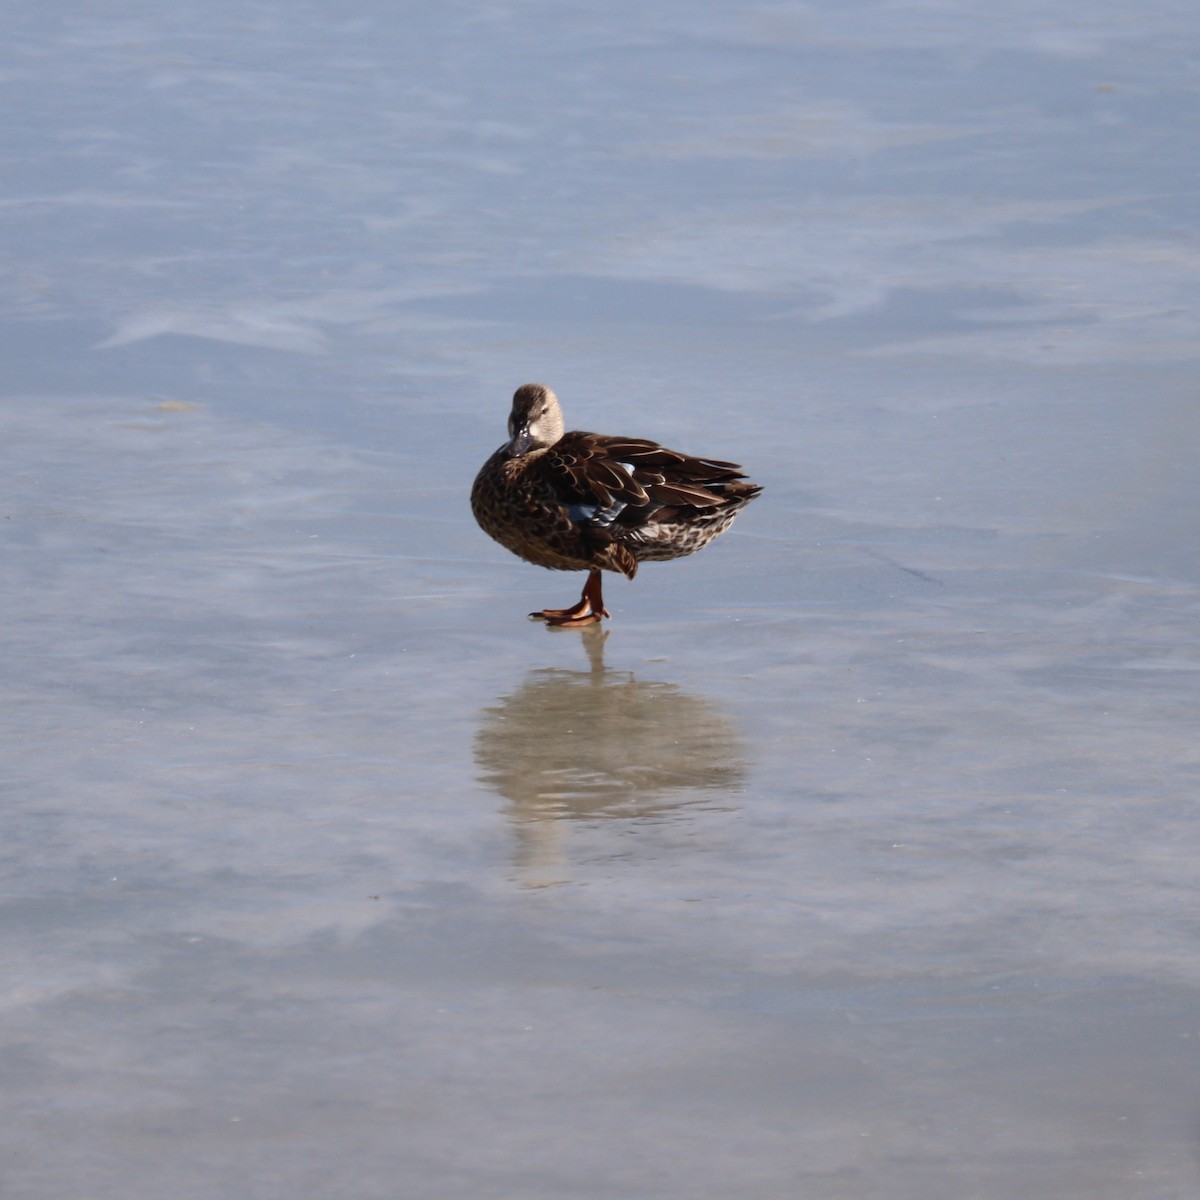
540 432 747 524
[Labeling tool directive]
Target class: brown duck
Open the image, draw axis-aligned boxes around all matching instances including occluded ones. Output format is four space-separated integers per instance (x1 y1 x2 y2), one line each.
472 383 762 627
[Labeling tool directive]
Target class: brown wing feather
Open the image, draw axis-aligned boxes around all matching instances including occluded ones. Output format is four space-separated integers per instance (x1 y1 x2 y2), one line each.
543 433 651 507
644 480 726 507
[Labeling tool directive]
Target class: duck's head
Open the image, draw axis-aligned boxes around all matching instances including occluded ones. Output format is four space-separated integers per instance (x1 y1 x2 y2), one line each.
506 383 564 456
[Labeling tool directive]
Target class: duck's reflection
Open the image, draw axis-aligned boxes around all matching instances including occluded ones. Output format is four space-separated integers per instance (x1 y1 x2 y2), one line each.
474 629 746 885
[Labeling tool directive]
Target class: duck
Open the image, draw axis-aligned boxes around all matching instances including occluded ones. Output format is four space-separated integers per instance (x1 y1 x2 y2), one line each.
471 383 762 627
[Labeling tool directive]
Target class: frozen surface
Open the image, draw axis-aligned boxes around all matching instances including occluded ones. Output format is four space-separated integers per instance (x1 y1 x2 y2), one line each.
3 2 1200 1197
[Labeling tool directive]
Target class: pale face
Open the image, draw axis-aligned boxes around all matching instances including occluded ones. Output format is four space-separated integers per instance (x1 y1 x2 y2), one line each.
506 383 564 454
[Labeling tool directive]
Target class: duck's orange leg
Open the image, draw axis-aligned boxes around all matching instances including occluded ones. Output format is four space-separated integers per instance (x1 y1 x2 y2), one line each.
530 569 611 628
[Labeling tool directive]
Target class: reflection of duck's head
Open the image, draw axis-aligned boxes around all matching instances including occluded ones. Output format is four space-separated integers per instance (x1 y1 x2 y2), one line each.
474 631 746 882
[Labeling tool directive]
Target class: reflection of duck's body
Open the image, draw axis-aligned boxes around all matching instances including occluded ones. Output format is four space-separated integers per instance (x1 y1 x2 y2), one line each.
476 666 746 821
471 383 763 626
474 629 746 883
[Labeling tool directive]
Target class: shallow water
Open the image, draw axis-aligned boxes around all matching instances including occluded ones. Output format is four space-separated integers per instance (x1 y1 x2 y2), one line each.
4 3 1200 1197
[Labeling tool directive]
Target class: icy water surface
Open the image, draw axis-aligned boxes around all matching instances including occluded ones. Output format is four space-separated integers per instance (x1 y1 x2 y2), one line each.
4 2 1200 1197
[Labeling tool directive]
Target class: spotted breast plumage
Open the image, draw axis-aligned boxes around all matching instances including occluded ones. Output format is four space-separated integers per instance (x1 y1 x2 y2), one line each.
471 383 762 627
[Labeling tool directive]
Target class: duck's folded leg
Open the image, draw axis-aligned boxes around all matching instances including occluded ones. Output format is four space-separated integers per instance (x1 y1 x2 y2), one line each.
530 569 611 627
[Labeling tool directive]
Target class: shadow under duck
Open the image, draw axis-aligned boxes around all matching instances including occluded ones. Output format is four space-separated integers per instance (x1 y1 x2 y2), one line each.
472 383 762 627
